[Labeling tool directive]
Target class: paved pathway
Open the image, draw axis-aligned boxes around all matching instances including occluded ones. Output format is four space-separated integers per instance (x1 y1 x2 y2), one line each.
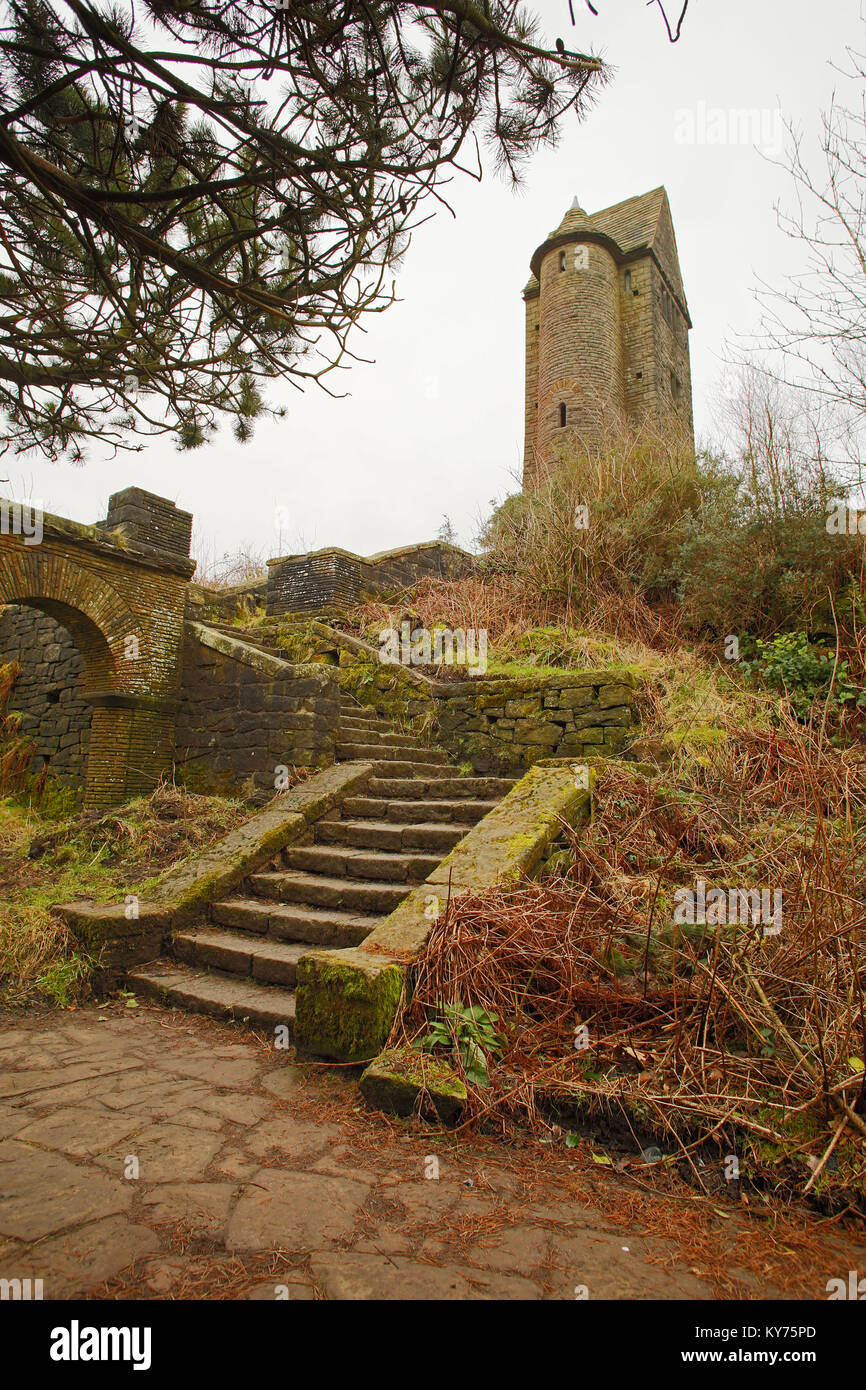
0 1003 861 1300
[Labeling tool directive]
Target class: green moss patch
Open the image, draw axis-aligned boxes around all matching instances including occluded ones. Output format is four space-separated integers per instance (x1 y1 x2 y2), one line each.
359 1046 467 1123
294 948 406 1063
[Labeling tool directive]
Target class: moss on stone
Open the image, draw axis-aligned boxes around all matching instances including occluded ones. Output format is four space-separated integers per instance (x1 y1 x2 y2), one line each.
294 948 406 1063
359 1046 467 1123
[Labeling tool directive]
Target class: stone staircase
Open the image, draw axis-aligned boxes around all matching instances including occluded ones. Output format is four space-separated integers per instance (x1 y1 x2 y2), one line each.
128 683 514 1032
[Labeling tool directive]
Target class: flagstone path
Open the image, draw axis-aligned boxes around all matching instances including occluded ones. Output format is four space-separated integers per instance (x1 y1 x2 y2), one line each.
0 1003 861 1301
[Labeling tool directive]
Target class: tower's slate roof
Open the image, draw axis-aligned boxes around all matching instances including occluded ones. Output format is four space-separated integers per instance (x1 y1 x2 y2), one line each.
557 188 664 255
526 186 689 320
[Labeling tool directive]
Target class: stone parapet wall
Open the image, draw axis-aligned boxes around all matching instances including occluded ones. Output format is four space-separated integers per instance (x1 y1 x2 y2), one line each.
267 541 475 615
174 623 340 795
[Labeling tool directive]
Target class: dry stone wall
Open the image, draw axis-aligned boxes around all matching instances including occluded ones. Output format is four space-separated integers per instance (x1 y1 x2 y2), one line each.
436 671 637 772
258 620 639 773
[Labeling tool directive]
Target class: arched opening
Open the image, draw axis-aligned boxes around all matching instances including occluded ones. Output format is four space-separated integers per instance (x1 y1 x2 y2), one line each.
0 597 119 805
0 602 94 797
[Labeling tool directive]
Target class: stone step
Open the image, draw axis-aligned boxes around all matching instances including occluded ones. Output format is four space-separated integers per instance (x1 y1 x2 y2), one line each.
128 961 296 1032
334 741 448 764
211 898 375 948
342 796 497 825
175 926 308 987
360 759 453 778
316 818 469 854
338 725 420 747
283 843 439 883
368 775 515 799
248 870 409 914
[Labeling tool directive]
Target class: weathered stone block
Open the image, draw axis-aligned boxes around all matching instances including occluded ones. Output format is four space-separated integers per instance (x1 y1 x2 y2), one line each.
359 1047 466 1123
505 697 542 718
558 686 594 708
598 705 633 727
513 720 561 745
294 948 405 1063
598 683 636 708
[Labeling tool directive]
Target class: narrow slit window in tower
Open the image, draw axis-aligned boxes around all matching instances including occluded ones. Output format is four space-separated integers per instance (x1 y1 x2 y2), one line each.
624 270 632 293
559 250 566 272
559 402 567 427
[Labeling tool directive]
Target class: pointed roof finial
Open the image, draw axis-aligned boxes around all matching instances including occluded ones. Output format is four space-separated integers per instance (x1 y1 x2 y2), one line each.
570 195 583 211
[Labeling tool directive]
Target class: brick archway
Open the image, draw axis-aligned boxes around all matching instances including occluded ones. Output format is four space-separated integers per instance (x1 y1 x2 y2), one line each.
0 490 194 806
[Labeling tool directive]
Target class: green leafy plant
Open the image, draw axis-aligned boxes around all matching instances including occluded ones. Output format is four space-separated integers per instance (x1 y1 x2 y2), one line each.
422 1000 506 1087
741 631 866 718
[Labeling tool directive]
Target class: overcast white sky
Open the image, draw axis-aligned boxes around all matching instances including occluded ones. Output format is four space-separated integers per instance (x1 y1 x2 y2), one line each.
7 0 864 568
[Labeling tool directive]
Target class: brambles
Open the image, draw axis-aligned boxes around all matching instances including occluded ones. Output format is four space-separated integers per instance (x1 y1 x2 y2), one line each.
741 631 866 719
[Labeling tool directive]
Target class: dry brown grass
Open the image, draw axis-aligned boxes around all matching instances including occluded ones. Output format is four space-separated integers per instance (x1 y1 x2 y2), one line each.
0 782 250 1007
394 722 866 1212
349 574 681 659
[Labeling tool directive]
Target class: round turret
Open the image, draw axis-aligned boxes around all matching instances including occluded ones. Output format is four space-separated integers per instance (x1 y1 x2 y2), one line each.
530 199 626 470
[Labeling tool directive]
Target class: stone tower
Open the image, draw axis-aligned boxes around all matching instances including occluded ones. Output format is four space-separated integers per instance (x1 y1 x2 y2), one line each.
522 187 693 487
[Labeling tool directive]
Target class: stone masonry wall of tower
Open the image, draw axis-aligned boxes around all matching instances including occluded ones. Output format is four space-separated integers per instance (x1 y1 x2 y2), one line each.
522 188 694 488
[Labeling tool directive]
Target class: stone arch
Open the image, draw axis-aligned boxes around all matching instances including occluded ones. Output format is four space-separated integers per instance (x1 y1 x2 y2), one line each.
1 489 193 807
0 551 135 693
0 564 135 807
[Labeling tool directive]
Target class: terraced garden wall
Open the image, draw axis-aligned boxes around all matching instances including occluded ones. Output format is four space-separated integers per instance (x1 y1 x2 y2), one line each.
435 672 637 771
255 620 638 773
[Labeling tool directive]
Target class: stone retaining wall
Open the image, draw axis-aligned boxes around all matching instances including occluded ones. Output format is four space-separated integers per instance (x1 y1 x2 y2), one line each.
436 671 637 772
174 623 340 796
247 619 639 772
